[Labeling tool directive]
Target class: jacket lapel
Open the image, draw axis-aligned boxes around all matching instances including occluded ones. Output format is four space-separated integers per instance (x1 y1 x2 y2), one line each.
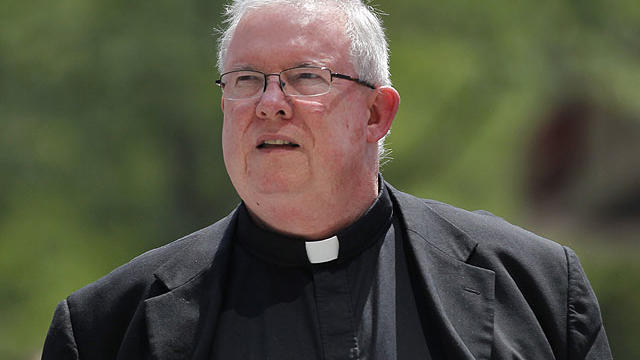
388 184 495 360
144 210 238 360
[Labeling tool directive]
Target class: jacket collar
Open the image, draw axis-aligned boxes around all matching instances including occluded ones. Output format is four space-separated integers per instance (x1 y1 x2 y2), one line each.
386 182 478 262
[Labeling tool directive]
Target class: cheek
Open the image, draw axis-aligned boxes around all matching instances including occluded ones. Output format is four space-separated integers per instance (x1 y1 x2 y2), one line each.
339 108 369 146
222 107 254 170
348 115 368 141
221 121 238 176
319 115 368 168
291 98 326 143
222 103 255 142
328 92 369 136
294 99 326 119
298 95 368 161
221 114 238 151
221 120 233 156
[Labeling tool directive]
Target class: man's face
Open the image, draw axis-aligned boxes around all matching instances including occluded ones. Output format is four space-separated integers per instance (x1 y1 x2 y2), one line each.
221 6 376 208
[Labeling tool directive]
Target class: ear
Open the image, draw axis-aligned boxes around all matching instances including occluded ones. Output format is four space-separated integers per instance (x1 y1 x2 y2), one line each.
366 86 400 143
221 96 225 111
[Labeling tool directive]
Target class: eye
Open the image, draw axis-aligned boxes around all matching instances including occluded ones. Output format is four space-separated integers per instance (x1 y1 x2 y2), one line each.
236 74 261 82
287 70 326 85
295 72 320 80
232 73 263 88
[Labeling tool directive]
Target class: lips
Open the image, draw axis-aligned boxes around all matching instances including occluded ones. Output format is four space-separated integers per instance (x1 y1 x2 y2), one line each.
256 137 300 149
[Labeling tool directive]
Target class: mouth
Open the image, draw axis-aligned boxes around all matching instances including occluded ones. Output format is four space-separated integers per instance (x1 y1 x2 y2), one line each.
257 139 300 149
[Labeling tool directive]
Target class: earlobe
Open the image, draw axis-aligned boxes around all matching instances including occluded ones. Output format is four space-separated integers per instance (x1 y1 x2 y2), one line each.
367 86 400 143
221 97 225 111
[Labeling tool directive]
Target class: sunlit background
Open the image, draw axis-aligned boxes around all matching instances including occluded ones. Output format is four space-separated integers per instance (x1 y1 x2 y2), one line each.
1 0 639 358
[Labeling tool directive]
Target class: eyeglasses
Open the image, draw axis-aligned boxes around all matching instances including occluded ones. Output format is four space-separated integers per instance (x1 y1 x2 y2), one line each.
215 66 375 100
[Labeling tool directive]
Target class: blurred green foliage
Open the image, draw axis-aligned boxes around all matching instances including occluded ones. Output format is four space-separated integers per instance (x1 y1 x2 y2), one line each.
1 0 638 358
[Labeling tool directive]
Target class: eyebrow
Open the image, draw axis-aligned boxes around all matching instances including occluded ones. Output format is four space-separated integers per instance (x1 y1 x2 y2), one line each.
226 61 329 73
228 63 258 71
296 60 331 68
296 61 320 67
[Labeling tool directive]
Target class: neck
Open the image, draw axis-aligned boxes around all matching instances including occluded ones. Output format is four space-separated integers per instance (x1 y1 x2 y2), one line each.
244 174 379 240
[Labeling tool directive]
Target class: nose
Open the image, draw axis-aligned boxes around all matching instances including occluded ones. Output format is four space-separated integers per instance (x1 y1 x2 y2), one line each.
256 76 293 120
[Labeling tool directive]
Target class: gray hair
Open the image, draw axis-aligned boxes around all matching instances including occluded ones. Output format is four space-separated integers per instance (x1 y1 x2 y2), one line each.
216 0 392 161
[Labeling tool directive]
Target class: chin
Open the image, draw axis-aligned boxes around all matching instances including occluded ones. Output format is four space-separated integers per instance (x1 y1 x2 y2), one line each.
249 173 309 195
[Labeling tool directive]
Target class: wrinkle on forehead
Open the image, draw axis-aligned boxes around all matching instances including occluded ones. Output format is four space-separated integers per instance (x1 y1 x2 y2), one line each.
245 1 346 27
225 3 351 72
241 3 347 39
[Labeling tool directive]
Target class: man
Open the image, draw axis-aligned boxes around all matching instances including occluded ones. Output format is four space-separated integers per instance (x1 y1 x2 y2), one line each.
43 0 612 359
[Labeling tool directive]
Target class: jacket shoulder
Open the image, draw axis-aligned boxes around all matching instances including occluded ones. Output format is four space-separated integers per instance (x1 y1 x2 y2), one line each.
44 209 237 358
422 198 566 260
387 181 566 263
60 211 234 348
72 218 226 300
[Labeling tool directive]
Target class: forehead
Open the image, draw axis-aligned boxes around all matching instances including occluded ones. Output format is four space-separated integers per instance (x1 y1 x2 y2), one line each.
224 4 351 72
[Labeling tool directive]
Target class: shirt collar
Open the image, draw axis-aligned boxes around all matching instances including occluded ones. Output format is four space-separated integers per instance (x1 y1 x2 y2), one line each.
235 176 393 267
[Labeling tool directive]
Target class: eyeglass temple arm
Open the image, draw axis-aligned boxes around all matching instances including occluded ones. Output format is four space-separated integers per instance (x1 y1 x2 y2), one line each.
331 73 376 89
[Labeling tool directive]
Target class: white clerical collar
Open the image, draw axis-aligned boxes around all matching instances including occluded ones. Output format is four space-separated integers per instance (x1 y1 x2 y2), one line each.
305 236 339 264
236 175 392 267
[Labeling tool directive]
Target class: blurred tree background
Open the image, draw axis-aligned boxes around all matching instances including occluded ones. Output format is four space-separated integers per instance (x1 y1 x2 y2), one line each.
1 0 638 358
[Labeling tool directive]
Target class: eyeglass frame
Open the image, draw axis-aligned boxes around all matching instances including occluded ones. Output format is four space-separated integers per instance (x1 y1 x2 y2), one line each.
215 65 376 99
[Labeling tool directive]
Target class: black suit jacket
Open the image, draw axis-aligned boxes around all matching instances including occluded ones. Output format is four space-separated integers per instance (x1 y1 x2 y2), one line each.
43 184 612 359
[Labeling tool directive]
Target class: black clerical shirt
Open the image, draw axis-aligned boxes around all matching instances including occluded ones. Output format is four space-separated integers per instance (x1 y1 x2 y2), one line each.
210 182 431 359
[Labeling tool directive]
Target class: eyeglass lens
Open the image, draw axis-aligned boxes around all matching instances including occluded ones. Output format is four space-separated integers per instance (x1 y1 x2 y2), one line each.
220 67 332 99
